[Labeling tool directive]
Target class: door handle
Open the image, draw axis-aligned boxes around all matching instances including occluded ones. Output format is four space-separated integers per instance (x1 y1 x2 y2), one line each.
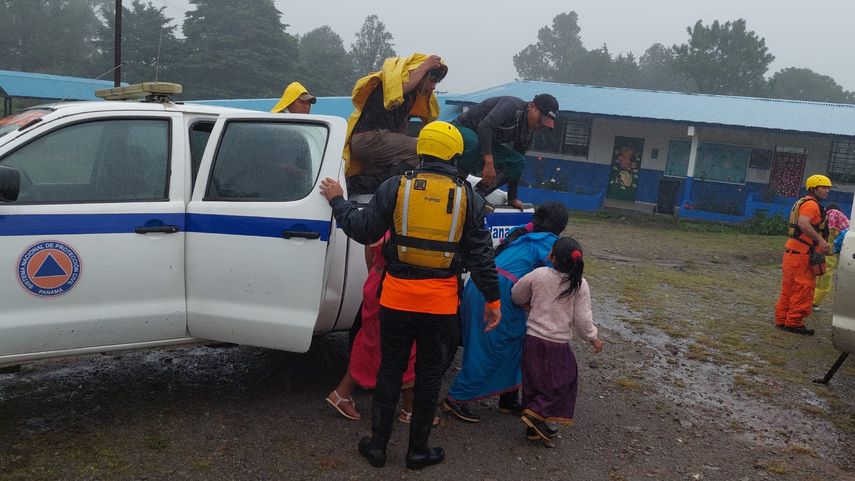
135 225 179 234
282 230 320 240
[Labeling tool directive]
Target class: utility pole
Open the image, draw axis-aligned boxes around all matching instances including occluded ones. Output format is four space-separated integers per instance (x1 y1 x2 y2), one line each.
113 0 122 86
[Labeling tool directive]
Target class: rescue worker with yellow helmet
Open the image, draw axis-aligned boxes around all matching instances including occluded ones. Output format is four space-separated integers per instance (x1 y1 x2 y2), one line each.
271 81 316 114
774 174 832 335
319 121 501 470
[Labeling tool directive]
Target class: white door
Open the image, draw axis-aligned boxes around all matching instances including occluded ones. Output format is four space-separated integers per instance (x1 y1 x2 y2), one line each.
0 111 187 360
186 114 346 353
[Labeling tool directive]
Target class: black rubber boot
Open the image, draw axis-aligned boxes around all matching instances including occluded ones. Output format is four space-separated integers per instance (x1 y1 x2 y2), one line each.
359 401 396 468
405 406 445 470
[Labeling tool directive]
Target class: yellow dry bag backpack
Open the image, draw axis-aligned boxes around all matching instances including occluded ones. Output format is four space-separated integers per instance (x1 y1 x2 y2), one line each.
393 171 467 269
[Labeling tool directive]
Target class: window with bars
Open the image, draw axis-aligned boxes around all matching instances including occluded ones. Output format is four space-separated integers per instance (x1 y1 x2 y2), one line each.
531 116 592 158
828 138 855 183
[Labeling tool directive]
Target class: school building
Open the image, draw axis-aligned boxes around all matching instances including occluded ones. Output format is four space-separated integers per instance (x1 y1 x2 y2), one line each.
445 81 855 222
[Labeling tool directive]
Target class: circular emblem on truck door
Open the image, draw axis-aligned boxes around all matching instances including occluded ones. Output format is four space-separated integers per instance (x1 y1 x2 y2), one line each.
17 240 82 297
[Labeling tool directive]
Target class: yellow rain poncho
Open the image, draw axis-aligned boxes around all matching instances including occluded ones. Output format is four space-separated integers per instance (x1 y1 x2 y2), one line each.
344 53 444 176
271 82 311 113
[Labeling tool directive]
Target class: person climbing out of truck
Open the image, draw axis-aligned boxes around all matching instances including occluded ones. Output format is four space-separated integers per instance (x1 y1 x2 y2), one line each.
319 121 501 470
813 203 850 309
775 174 832 335
344 53 447 195
271 81 316 114
325 231 438 428
451 93 559 210
443 201 569 423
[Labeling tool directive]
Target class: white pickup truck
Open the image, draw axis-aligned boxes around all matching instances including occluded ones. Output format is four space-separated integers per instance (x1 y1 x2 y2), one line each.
0 83 531 367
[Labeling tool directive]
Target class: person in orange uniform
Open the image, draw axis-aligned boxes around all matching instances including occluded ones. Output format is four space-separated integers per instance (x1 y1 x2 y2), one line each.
775 174 832 335
319 121 501 470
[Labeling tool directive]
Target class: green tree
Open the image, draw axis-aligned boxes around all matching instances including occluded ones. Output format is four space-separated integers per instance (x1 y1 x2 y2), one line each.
0 0 103 77
349 14 396 79
179 0 298 99
768 67 855 104
513 12 586 82
636 43 695 92
94 0 182 84
296 26 352 96
672 19 774 96
513 12 640 88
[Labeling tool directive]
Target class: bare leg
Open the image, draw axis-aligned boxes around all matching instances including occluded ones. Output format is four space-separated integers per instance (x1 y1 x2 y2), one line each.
402 387 415 412
326 370 362 420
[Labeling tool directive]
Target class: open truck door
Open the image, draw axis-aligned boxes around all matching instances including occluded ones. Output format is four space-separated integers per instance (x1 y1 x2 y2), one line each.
186 113 346 353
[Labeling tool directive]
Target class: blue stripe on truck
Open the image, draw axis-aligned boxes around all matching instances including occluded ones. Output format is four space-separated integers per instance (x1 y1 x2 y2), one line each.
186 213 331 241
0 213 331 241
0 213 186 235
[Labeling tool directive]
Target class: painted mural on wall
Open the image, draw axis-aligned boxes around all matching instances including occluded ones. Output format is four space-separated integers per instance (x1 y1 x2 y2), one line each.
607 136 644 201
769 152 805 198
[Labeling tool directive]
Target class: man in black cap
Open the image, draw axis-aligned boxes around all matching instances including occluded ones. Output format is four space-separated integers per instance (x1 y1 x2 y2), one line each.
452 94 559 209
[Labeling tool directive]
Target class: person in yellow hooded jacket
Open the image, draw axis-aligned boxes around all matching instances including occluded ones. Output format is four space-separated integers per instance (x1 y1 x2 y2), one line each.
345 53 447 194
271 81 316 114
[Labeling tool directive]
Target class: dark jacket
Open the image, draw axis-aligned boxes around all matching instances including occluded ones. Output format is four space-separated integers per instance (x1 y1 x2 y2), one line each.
454 96 533 157
329 160 500 303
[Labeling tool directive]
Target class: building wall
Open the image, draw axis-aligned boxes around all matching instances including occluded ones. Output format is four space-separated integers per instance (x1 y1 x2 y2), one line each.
524 116 854 219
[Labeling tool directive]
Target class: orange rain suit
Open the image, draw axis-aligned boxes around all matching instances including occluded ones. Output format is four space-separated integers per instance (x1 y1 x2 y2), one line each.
774 198 823 328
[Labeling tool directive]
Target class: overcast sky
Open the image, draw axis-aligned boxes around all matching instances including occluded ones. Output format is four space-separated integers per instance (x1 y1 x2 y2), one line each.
163 0 855 95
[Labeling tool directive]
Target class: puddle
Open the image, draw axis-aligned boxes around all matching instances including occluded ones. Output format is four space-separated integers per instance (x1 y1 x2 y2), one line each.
595 295 849 461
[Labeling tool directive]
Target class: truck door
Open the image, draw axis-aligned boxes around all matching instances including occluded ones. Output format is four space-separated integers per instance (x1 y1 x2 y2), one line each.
186 114 346 353
0 111 187 360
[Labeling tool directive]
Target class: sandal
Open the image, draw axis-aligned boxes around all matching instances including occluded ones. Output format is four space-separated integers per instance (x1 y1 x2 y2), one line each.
325 390 361 420
398 409 439 426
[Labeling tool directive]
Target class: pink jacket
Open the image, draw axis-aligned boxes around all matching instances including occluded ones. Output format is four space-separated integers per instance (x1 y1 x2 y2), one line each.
511 267 597 344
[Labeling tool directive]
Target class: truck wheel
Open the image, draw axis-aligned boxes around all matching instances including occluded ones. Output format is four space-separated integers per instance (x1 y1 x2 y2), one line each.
348 302 363 350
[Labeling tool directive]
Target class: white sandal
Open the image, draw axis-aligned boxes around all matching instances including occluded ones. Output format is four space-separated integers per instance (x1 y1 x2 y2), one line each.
325 390 361 420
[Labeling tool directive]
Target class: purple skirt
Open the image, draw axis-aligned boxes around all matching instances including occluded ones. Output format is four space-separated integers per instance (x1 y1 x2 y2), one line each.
520 334 578 425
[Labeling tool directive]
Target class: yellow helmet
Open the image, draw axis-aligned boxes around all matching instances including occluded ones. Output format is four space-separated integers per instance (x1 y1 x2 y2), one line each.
805 174 832 190
417 121 464 161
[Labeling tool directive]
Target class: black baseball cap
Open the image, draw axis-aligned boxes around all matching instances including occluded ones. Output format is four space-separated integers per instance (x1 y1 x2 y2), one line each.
533 93 559 128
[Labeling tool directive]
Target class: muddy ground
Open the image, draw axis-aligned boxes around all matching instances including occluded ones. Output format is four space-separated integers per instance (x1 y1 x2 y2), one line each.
1 211 854 481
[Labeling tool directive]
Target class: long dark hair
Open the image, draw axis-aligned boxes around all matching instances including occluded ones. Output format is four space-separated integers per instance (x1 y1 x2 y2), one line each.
552 237 584 301
494 201 569 256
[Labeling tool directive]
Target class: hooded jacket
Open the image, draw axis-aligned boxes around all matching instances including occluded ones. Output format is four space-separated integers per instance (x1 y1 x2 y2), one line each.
271 82 312 113
328 160 500 303
344 53 444 176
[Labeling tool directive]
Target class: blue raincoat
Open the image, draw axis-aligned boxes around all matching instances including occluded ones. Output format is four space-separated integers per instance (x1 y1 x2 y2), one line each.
447 230 558 401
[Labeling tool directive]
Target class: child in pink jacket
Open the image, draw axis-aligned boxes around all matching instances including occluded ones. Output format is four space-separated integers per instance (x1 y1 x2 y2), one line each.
511 236 603 443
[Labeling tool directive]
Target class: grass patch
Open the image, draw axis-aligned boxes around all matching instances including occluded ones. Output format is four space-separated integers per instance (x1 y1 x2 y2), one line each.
144 432 169 451
762 462 790 475
615 377 644 391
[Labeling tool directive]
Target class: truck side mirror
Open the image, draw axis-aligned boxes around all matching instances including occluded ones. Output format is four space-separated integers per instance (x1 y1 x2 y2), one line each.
0 165 20 203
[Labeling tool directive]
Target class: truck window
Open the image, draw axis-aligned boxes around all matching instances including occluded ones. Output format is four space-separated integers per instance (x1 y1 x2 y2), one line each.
1 118 170 203
205 121 327 201
189 121 215 190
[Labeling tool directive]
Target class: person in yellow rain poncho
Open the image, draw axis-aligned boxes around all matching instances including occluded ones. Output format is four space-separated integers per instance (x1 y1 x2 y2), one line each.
345 53 447 195
271 82 317 114
814 203 850 307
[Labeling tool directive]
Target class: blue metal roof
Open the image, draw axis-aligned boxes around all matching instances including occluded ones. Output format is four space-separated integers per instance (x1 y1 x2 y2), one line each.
0 69 120 101
196 95 462 122
446 80 855 137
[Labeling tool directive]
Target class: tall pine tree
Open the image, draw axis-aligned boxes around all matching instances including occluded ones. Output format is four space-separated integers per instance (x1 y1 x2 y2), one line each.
94 0 182 84
296 26 352 96
349 14 395 80
0 0 103 77
179 0 298 99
